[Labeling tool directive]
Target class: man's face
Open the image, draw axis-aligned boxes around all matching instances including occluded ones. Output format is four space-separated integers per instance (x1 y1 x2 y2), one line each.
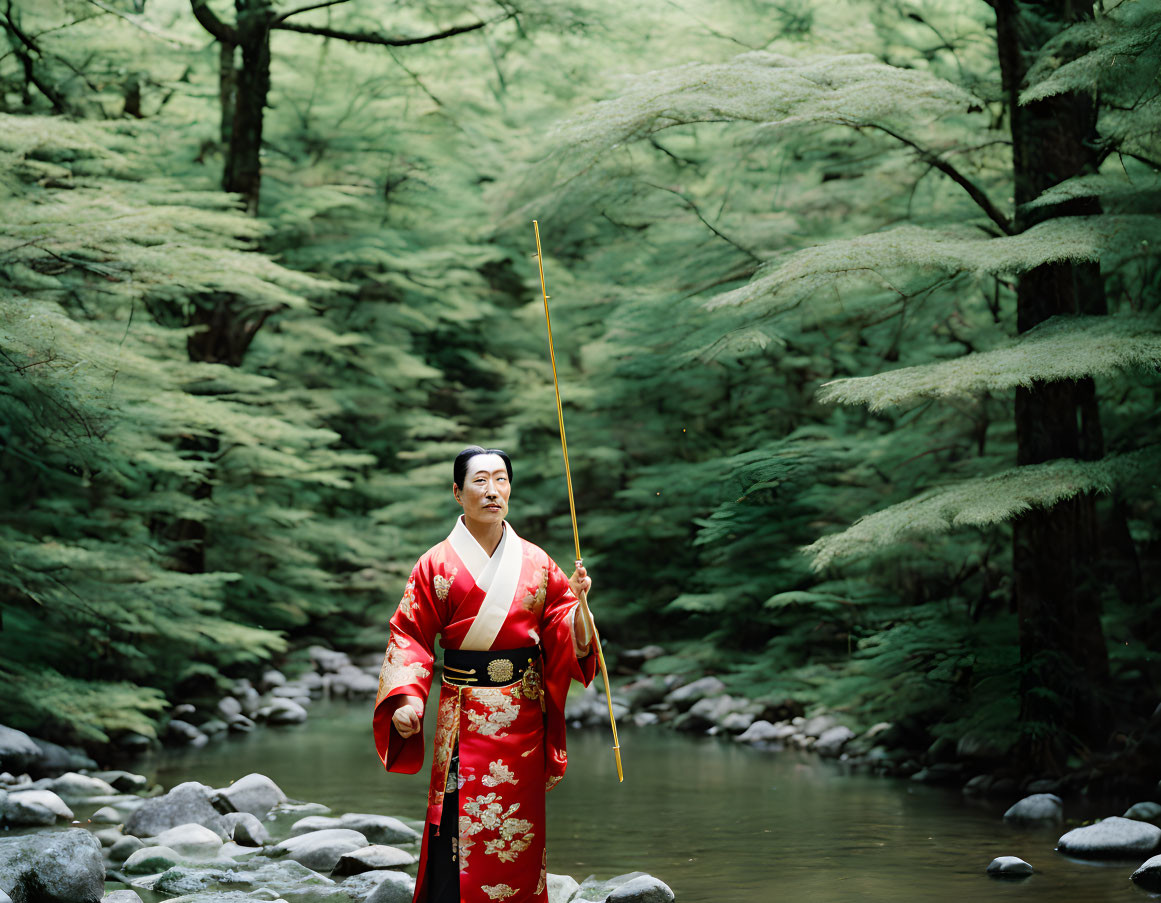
454 453 511 525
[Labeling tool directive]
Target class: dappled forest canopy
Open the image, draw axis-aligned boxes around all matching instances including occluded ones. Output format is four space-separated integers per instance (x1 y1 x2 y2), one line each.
1 0 1159 772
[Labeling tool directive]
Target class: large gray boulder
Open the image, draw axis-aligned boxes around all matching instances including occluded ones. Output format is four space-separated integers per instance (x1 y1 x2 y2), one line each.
123 781 227 838
211 772 287 819
0 828 104 903
274 828 369 871
1132 854 1161 892
2 789 73 826
1056 816 1161 858
1003 793 1063 825
606 875 675 903
986 856 1034 877
102 891 144 903
363 870 415 903
0 727 40 774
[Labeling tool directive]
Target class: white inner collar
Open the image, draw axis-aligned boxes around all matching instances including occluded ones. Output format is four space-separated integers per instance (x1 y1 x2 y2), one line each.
449 515 511 589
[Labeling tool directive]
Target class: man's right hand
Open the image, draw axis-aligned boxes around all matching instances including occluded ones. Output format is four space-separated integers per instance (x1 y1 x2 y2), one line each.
392 696 423 738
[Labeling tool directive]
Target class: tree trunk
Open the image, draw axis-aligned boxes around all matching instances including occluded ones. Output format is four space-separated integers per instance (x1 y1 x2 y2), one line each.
219 40 237 145
995 0 1110 771
222 0 272 215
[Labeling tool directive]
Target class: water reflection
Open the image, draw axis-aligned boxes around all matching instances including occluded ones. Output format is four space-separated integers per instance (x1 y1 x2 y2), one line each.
145 700 1146 902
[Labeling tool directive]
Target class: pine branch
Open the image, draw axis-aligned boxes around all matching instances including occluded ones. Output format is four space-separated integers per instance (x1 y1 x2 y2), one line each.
272 14 510 47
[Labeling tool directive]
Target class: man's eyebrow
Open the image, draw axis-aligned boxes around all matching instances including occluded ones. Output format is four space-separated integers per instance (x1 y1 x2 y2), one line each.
471 468 508 476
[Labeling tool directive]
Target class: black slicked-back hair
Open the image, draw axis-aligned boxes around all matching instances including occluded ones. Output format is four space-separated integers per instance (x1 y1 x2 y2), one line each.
453 446 513 490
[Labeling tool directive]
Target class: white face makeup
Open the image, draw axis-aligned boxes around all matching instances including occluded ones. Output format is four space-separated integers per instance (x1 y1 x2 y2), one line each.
454 453 511 527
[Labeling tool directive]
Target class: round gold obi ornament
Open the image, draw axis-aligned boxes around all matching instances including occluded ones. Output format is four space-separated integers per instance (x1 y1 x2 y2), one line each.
486 658 515 682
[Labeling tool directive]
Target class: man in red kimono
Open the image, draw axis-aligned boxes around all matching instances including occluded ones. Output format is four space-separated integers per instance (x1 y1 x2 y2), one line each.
373 445 598 903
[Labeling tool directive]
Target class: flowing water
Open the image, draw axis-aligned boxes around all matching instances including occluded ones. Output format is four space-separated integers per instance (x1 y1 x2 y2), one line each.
145 699 1151 903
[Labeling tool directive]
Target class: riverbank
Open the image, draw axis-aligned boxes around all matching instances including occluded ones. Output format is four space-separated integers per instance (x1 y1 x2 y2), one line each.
0 761 675 903
566 644 1161 802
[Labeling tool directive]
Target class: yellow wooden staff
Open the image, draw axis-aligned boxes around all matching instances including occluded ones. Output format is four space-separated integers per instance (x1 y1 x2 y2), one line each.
533 220 624 783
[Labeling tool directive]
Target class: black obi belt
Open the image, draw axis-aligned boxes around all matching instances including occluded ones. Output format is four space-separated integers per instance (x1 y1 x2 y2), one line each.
440 644 540 687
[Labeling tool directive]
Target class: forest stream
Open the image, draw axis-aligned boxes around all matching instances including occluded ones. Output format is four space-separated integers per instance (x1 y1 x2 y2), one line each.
140 699 1149 903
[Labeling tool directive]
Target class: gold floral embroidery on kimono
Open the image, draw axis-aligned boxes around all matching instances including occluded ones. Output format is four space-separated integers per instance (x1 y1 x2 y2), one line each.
396 578 417 620
481 759 517 787
465 688 520 737
433 568 457 603
463 791 534 864
482 884 517 901
521 567 549 616
376 637 430 703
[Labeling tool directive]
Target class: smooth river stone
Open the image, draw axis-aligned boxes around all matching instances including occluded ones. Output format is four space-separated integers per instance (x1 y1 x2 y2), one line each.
333 844 416 876
148 823 224 858
1125 801 1161 822
49 771 116 798
363 870 416 903
986 856 1035 877
1132 854 1161 892
337 813 421 844
274 828 368 871
1003 793 1062 825
605 875 676 903
1057 816 1161 858
123 781 227 838
211 772 287 819
3 788 73 825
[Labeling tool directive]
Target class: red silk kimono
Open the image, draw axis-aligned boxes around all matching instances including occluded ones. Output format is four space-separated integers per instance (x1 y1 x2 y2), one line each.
373 516 597 903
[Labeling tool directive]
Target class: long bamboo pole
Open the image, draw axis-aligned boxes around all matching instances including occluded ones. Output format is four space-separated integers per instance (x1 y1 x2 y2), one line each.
533 220 624 783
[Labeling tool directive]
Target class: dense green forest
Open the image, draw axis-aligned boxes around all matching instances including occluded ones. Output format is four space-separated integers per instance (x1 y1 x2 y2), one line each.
1 0 1158 774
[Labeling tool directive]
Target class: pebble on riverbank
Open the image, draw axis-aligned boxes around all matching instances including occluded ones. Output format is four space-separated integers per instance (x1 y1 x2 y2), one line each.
985 856 1034 878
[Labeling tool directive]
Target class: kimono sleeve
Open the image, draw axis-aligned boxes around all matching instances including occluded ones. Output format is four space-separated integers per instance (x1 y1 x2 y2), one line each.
539 560 599 782
372 556 442 774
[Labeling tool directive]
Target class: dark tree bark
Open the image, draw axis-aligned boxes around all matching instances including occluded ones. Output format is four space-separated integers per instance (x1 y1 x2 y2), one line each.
994 0 1111 771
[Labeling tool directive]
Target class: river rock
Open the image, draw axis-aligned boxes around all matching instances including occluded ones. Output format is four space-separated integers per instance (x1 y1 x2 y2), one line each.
632 712 659 727
102 891 144 903
109 835 146 863
310 647 351 673
663 677 726 711
165 720 207 747
124 781 227 838
0 828 104 902
815 725 855 757
606 875 675 903
736 720 789 745
91 805 122 823
548 873 580 903
720 711 756 734
1132 854 1161 891
94 770 149 793
265 698 308 724
1003 793 1063 825
337 813 421 845
0 727 42 774
363 869 416 903
30 738 97 775
800 714 837 738
261 669 287 690
94 828 123 846
619 645 665 671
619 677 669 710
222 811 270 846
575 872 654 903
274 828 369 871
217 697 243 719
2 788 73 825
51 771 117 799
149 823 224 858
212 772 287 818
333 844 416 876
227 715 256 733
123 845 182 874
986 856 1034 877
1125 801 1161 823
1057 816 1161 858
150 865 231 896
